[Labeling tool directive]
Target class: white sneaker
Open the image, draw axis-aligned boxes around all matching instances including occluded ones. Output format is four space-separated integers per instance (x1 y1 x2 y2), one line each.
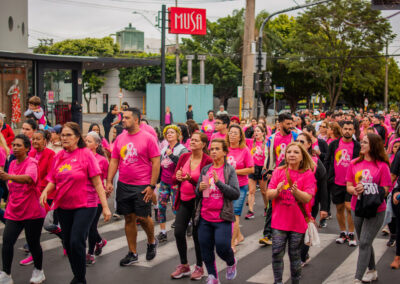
348 233 357 247
361 269 378 282
30 268 45 284
0 272 13 284
353 280 362 284
206 274 220 284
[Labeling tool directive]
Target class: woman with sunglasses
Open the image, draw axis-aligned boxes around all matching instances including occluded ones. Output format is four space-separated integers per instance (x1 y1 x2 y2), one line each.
225 124 254 253
317 121 328 141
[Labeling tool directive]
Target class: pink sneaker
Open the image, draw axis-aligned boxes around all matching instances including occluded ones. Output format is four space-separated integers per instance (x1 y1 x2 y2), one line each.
94 239 107 256
190 265 204 280
170 264 191 279
20 254 33 266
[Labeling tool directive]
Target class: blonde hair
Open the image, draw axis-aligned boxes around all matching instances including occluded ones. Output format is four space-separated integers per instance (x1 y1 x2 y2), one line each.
0 133 10 156
283 142 315 172
226 124 246 149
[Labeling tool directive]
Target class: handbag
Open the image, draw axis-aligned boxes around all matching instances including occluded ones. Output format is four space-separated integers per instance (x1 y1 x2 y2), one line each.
286 168 320 247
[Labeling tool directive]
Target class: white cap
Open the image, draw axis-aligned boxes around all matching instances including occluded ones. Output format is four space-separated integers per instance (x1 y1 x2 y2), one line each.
313 110 320 116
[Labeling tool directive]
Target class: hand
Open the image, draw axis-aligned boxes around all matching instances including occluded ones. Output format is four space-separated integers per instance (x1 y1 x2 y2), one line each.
176 168 183 182
141 186 154 203
291 182 299 194
320 211 328 219
166 149 172 156
266 174 272 181
0 170 9 181
314 149 321 156
355 183 364 195
182 173 191 181
394 192 400 205
277 181 285 194
212 170 219 183
102 207 112 222
106 181 114 194
40 191 48 208
199 181 208 192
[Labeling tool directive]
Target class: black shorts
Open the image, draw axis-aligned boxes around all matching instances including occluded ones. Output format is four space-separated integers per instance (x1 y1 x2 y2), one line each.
249 165 268 181
330 184 352 205
116 182 151 217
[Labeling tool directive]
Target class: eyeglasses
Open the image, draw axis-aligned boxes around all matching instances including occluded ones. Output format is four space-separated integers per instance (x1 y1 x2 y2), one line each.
320 125 327 128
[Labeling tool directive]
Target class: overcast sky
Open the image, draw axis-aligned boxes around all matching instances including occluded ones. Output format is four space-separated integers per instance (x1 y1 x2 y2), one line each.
28 0 400 56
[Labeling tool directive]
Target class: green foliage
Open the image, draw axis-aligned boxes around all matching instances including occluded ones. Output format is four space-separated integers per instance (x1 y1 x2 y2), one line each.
82 70 106 113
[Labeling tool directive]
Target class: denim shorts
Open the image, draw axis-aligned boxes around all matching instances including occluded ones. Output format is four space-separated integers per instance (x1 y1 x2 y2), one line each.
233 184 248 216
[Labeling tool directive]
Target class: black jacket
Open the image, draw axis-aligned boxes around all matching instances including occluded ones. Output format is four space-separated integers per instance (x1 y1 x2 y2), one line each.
317 138 329 162
324 138 361 184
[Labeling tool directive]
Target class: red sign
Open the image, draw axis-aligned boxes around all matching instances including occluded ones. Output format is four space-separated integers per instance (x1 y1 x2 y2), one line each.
168 7 206 35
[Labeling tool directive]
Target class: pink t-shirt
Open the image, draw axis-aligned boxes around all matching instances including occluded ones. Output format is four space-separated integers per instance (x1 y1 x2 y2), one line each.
202 119 216 140
161 145 178 185
5 157 45 221
246 139 266 167
94 153 108 204
0 147 6 167
102 138 110 152
201 165 225 222
327 138 335 145
334 139 354 186
227 147 254 187
180 159 201 201
208 132 227 149
274 132 293 167
183 139 191 151
346 159 392 213
112 130 160 185
269 167 316 233
165 113 171 124
48 148 101 210
140 123 158 141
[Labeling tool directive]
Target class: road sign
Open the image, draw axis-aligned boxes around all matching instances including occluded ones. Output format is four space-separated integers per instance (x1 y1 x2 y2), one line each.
185 55 195 60
274 86 285 93
168 7 206 35
238 86 243 98
364 98 368 107
118 89 124 99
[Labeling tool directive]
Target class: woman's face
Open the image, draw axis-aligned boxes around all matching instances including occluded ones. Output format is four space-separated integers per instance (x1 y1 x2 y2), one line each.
91 125 100 135
393 142 400 155
32 133 46 151
85 135 98 151
254 127 264 140
21 123 35 139
12 138 28 158
113 105 118 112
296 136 311 151
286 145 303 166
112 128 117 140
362 118 370 127
165 129 178 143
319 123 327 134
210 142 226 161
190 133 205 151
61 127 79 150
228 127 241 145
360 136 371 155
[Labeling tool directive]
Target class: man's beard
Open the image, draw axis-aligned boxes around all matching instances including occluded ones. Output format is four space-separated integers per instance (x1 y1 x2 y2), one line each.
282 126 291 135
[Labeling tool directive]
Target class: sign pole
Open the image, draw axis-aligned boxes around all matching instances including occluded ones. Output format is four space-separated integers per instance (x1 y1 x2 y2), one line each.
160 4 166 128
273 85 276 119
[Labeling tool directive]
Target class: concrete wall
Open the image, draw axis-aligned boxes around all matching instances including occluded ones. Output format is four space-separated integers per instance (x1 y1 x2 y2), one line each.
0 0 28 52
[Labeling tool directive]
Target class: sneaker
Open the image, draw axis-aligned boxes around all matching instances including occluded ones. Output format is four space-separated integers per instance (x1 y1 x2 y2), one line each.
171 221 176 228
382 225 390 236
226 258 237 280
112 213 121 220
259 236 272 246
190 265 204 280
348 233 357 247
30 268 45 284
336 232 348 244
387 236 396 247
20 243 29 253
301 254 311 268
245 211 255 220
0 271 13 284
319 219 327 228
94 239 107 256
361 269 378 282
86 254 95 266
170 264 191 279
119 252 138 266
326 213 332 220
44 223 61 234
157 232 167 243
19 254 33 266
146 238 158 261
206 274 220 284
187 222 193 237
353 280 362 284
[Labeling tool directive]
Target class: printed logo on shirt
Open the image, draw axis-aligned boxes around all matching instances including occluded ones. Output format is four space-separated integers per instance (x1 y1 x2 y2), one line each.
335 149 351 167
161 152 173 169
276 143 287 161
204 124 213 132
227 155 237 169
355 169 373 184
209 176 223 199
59 164 72 173
280 181 294 206
120 143 138 164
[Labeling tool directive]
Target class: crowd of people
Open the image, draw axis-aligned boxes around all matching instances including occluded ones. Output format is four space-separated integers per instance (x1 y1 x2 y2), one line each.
0 102 400 284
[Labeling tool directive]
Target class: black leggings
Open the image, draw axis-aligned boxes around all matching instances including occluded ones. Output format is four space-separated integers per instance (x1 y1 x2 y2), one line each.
174 199 202 267
58 207 96 283
88 204 103 255
2 218 44 274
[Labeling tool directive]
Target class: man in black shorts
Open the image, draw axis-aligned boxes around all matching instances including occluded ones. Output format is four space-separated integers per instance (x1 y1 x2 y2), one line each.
106 107 161 266
325 121 360 246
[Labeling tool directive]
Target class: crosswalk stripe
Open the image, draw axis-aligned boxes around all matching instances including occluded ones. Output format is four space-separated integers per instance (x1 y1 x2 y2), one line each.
322 238 387 284
247 233 337 284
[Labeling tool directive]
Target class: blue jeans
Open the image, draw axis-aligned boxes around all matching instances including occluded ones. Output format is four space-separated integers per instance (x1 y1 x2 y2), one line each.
233 184 248 216
198 218 235 278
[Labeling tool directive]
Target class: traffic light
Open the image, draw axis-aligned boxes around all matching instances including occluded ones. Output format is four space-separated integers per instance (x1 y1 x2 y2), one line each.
263 71 272 93
253 72 261 92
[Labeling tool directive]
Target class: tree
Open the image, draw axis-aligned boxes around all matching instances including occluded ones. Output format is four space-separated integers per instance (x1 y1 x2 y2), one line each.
283 0 393 110
34 37 119 112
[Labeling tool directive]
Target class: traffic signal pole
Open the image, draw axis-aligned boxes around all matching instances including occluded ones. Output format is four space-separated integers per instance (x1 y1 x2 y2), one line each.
160 4 166 127
256 0 332 118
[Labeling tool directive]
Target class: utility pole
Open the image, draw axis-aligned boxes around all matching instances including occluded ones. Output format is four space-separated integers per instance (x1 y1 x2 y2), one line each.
160 5 166 127
242 0 255 120
175 0 180 84
384 40 389 111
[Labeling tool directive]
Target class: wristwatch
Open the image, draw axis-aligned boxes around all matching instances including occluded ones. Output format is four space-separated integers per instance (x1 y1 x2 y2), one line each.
150 185 156 190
